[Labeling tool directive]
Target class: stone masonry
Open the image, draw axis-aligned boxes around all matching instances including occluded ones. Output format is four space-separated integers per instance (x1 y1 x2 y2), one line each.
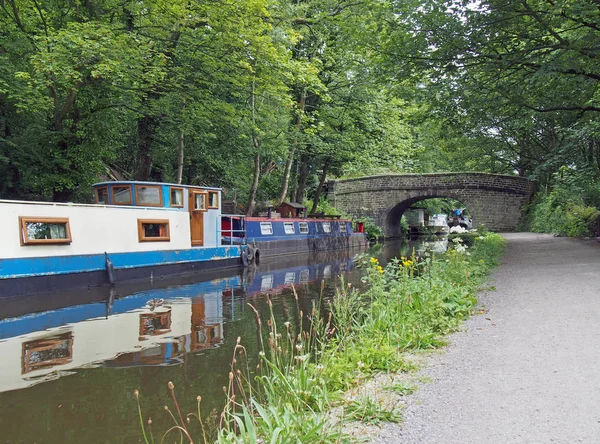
328 173 536 238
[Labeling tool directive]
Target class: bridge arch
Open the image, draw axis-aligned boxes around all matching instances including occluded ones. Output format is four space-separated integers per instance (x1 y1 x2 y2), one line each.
327 173 536 238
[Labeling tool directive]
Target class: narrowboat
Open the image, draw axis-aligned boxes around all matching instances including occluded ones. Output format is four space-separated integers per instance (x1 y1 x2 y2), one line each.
0 181 244 298
222 215 368 259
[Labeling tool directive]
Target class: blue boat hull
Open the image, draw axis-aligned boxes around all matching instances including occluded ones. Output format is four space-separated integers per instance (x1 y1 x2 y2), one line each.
0 247 242 299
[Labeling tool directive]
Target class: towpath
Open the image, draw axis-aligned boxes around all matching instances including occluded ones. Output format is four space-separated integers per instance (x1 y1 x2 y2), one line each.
372 232 600 444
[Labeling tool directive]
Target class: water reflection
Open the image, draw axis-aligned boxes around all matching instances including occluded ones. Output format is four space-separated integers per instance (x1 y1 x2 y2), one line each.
0 241 437 442
374 236 448 265
0 251 356 398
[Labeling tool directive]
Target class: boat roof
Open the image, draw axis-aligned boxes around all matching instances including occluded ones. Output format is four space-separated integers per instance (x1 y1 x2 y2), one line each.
93 180 221 191
279 201 306 209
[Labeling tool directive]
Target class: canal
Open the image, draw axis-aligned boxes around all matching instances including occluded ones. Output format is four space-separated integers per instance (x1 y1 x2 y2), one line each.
0 237 446 443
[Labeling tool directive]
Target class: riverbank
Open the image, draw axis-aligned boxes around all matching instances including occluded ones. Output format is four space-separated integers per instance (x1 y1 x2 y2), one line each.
371 233 600 443
135 231 506 442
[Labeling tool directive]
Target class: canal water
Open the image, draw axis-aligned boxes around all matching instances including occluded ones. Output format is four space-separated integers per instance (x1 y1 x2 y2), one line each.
0 237 446 443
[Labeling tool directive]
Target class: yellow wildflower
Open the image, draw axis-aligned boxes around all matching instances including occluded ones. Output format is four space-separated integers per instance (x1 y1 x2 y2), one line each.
402 259 413 267
377 265 384 274
370 257 379 264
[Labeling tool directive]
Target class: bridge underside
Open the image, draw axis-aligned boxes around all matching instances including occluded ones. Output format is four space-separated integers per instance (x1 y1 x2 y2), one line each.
328 173 536 237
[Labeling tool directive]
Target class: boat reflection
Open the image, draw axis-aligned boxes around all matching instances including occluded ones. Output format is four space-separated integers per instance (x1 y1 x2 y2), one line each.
0 250 356 394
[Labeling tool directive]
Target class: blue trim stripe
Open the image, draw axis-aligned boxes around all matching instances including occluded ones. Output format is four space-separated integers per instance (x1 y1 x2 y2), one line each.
0 275 241 339
0 246 242 279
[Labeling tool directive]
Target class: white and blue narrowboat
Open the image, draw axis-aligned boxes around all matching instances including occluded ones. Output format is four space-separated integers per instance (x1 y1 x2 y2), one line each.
0 181 243 298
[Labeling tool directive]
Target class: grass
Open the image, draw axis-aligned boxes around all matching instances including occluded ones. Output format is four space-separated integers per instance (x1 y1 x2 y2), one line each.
134 232 506 443
343 396 403 425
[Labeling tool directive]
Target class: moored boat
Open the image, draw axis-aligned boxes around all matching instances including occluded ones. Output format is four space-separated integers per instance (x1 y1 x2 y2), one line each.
222 215 368 259
0 181 243 298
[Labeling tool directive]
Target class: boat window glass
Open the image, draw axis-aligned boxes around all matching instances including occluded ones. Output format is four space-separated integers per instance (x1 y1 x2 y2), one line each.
339 222 347 233
261 274 274 291
322 222 331 233
170 187 184 207
22 332 73 374
193 192 208 211
95 187 108 204
284 272 296 284
299 269 309 284
284 222 295 234
208 191 219 209
138 219 170 242
135 185 163 207
112 186 132 205
260 222 273 235
298 222 309 234
19 217 72 245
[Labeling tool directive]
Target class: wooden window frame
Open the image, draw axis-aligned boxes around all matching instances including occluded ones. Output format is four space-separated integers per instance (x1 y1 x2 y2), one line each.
207 190 219 209
22 332 73 374
95 186 109 204
137 219 171 242
135 184 163 207
191 191 209 212
298 222 309 234
19 217 72 245
283 222 295 234
111 185 133 205
170 187 184 208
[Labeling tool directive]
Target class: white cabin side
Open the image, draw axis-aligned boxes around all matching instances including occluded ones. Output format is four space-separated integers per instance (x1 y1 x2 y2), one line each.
0 201 192 259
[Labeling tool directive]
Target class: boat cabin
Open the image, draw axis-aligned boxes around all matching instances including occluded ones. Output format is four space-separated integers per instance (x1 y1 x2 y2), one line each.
92 181 223 247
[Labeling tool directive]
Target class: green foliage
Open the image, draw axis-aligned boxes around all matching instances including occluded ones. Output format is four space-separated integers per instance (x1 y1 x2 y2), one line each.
526 168 600 237
343 396 402 425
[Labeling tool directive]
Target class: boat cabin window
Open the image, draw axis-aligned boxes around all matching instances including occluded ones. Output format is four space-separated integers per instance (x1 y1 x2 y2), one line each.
339 222 347 233
299 269 310 284
170 187 184 208
260 222 273 235
208 191 219 209
135 185 163 207
298 222 309 234
322 222 331 233
22 332 73 374
112 186 132 205
19 217 72 245
192 192 208 212
138 219 170 242
284 222 295 234
95 187 108 204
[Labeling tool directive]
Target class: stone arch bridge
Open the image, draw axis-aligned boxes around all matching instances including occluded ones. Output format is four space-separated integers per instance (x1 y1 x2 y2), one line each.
327 173 536 238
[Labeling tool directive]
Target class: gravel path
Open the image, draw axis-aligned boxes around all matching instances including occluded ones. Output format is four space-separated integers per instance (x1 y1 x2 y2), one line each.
371 233 600 444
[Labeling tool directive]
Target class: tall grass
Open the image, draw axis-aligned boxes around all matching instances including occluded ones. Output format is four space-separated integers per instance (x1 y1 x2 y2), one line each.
134 232 505 443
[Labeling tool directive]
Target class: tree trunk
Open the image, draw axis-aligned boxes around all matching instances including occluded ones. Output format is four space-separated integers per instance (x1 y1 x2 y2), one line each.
295 152 309 203
135 114 157 180
275 89 306 207
247 79 260 216
290 158 299 202
176 129 184 184
247 152 260 216
310 158 330 215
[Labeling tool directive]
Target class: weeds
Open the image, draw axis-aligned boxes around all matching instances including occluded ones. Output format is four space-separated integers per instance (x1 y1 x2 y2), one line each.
343 396 403 425
134 232 505 443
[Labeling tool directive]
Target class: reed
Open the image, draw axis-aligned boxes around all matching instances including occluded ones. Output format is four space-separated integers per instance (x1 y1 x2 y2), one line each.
133 232 505 443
